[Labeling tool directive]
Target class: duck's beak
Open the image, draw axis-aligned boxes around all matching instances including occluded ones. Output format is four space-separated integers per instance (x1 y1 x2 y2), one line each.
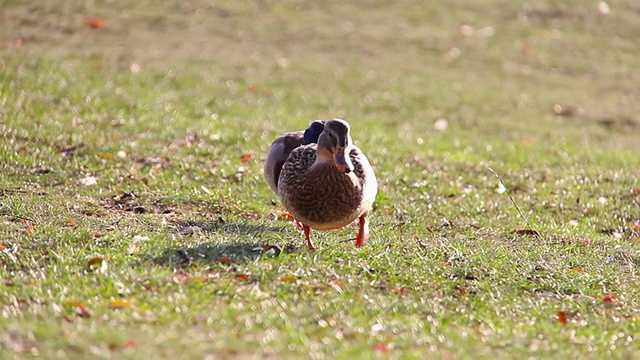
334 146 354 174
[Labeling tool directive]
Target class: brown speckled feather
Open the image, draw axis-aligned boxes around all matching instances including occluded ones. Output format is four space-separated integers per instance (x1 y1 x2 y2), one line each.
278 144 377 230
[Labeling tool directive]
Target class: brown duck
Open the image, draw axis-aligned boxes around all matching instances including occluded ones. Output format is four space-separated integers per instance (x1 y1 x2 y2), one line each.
265 119 378 250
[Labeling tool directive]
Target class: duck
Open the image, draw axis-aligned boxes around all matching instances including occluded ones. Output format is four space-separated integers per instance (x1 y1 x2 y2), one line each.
267 119 378 250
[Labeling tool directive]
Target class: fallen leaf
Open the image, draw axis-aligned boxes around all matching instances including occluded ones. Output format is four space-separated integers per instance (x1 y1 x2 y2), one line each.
109 299 132 309
108 339 138 351
578 238 592 245
67 301 92 318
15 37 25 47
602 293 616 303
84 17 106 29
86 257 108 272
557 311 568 324
25 222 35 237
279 212 295 221
240 153 253 163
78 176 98 186
112 192 138 204
433 118 449 131
179 225 202 235
552 104 577 117
173 273 192 283
0 244 5 251
96 153 114 160
513 229 541 237
453 285 468 296
568 267 587 273
58 143 85 155
31 166 52 174
372 342 390 352
67 219 78 226
240 211 260 220
459 25 474 36
217 257 236 264
598 1 610 15
393 287 411 295
132 206 146 214
236 274 250 281
280 275 298 283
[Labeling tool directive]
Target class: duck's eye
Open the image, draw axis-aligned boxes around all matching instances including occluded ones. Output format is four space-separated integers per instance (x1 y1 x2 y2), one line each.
327 132 338 146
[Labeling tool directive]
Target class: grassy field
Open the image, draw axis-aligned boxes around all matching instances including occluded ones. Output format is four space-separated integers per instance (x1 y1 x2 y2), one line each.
1 0 639 358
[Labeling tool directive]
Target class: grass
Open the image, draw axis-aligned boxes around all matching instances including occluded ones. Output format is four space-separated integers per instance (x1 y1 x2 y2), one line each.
1 0 639 358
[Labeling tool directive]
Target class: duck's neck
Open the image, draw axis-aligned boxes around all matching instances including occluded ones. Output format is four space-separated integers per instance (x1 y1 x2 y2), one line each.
315 148 334 166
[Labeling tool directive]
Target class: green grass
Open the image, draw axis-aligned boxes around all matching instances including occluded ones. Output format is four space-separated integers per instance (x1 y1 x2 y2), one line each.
1 0 639 358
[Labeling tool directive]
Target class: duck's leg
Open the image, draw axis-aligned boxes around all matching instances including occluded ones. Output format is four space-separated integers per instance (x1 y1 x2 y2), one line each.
355 215 369 247
303 224 316 251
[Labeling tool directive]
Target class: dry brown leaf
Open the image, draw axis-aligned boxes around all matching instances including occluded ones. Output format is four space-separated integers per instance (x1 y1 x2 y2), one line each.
108 339 138 351
552 104 576 117
173 273 189 282
393 287 411 295
279 212 295 221
218 257 236 264
84 17 106 29
109 299 132 309
513 229 541 237
280 275 298 283
240 153 253 163
25 222 35 237
86 257 108 272
602 293 616 304
557 311 568 324
372 342 390 352
67 301 92 317
521 137 533 146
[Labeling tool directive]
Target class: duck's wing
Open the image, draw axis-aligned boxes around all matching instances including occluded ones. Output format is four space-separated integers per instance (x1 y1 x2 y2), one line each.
350 145 378 209
264 131 305 194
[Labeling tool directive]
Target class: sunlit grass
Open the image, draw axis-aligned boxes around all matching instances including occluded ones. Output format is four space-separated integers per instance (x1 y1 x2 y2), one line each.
1 0 639 359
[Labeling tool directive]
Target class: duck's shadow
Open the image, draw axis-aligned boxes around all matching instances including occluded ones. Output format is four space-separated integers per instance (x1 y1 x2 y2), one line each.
152 220 300 267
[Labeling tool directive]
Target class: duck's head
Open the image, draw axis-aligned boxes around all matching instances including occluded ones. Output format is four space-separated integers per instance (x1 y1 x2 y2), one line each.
317 119 354 174
302 120 326 145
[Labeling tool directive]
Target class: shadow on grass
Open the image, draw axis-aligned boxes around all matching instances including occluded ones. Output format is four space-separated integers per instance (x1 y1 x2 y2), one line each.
150 219 300 267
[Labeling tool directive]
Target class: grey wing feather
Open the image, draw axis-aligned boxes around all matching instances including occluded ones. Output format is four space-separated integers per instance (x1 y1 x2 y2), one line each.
264 131 305 194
